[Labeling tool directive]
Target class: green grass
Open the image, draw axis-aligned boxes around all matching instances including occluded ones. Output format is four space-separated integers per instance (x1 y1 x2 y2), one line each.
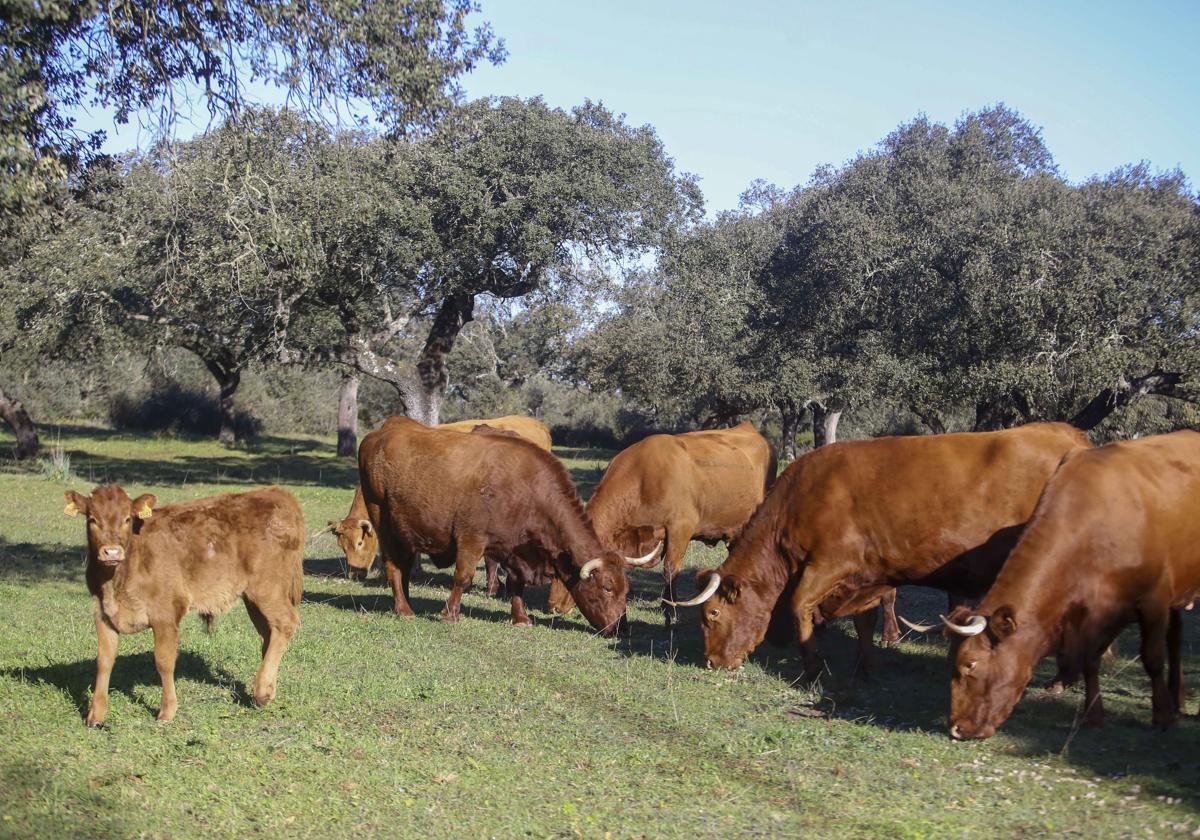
1 425 1198 838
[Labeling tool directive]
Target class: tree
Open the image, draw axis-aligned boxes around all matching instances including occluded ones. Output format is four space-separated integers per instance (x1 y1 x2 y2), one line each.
768 106 1199 434
307 96 702 426
0 0 504 227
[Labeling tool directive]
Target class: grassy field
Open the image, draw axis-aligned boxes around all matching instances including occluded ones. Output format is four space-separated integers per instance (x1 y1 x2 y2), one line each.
1 426 1198 838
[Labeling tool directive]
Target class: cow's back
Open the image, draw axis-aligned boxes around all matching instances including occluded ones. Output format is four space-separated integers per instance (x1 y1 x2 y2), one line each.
359 418 548 554
777 423 1089 580
439 415 553 452
136 487 305 608
1007 430 1200 603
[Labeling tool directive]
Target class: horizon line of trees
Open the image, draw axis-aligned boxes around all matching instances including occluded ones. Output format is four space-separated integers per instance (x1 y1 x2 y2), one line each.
0 2 1195 459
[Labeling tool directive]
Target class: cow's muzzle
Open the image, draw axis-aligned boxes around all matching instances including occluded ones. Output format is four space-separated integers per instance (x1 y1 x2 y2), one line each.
98 545 125 565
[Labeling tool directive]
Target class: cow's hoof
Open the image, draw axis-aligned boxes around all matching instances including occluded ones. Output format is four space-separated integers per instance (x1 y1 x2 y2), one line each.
439 612 461 623
155 709 177 723
511 618 533 628
1044 681 1066 696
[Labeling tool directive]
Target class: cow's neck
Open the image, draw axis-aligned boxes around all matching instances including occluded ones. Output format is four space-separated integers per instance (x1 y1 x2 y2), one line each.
86 544 150 631
584 486 625 549
539 494 604 569
721 488 790 605
979 532 1073 659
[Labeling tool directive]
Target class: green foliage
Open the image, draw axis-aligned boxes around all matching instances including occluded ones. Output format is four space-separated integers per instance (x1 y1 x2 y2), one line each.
0 0 504 228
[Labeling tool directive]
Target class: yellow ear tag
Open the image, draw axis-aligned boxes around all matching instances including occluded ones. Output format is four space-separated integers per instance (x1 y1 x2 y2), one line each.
64 501 80 517
137 503 154 519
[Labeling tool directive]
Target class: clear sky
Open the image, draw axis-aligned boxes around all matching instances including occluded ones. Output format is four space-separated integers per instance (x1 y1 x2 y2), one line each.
84 0 1199 215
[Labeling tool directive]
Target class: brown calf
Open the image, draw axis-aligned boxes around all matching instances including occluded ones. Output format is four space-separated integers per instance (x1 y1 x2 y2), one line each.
65 485 304 726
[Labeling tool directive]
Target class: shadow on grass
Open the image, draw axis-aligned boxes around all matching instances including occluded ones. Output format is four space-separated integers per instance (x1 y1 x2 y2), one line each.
0 539 82 582
61 448 358 490
0 649 254 724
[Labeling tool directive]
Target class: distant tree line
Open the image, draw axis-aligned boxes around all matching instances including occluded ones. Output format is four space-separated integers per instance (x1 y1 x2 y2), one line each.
0 2 1195 458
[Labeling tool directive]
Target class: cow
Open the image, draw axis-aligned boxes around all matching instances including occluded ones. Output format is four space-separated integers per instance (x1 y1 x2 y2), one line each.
320 415 554 593
357 417 657 635
667 423 1090 679
439 414 554 453
63 485 304 726
945 430 1200 740
586 422 776 626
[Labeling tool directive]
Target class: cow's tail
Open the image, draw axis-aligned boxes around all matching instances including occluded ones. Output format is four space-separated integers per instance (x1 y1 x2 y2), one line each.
289 554 304 606
201 613 215 635
764 439 780 492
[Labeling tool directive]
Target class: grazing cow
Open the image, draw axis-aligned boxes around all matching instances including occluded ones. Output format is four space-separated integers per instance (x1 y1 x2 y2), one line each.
64 485 304 726
321 415 553 593
439 414 554 453
946 431 1200 740
586 422 776 625
669 423 1090 678
357 417 656 635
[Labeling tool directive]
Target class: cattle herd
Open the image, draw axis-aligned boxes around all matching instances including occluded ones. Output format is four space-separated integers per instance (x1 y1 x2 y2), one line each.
64 416 1200 741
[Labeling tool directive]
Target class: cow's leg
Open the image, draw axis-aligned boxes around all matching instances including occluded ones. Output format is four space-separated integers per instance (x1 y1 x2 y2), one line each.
1137 605 1176 730
151 622 180 722
441 537 486 622
1081 651 1105 727
1167 608 1184 714
382 549 417 617
879 589 900 647
660 524 694 628
508 575 532 627
851 606 878 681
485 557 502 598
87 615 119 727
245 595 299 707
547 578 575 615
789 560 850 681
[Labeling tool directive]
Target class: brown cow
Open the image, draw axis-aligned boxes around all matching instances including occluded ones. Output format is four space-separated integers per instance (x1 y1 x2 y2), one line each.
321 415 553 591
670 423 1090 678
439 414 554 452
946 431 1200 739
64 485 304 726
358 417 656 635
586 422 776 625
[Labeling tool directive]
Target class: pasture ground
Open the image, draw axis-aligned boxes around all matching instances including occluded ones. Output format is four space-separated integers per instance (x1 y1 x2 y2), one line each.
0 426 1198 838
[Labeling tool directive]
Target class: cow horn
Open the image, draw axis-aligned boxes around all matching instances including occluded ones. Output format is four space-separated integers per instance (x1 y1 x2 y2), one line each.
941 613 987 636
579 558 605 580
898 615 938 634
623 541 662 567
662 573 721 607
309 522 337 540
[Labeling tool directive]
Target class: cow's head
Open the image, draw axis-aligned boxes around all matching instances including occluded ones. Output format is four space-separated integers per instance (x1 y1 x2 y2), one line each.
945 605 1034 740
65 485 156 566
327 517 377 580
682 571 775 669
564 551 634 636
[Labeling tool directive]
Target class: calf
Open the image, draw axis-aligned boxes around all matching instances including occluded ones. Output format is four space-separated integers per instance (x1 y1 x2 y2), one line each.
947 431 1200 739
65 485 304 726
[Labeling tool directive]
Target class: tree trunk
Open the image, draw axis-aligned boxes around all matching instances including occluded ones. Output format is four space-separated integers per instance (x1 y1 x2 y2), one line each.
777 398 801 460
0 385 39 459
1070 370 1183 430
409 292 475 427
336 372 360 457
203 360 242 446
911 406 947 435
811 402 841 448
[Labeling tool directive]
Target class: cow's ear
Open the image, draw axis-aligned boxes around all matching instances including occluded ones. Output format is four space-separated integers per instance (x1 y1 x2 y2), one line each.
358 519 374 537
64 490 89 518
721 574 743 604
635 525 659 555
132 494 157 520
990 606 1018 640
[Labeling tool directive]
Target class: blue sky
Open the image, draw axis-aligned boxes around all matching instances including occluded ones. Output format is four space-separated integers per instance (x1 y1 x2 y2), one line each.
83 0 1199 214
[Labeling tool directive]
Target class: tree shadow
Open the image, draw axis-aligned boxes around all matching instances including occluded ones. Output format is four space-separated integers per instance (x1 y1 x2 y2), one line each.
0 538 83 583
62 449 358 489
0 649 253 724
